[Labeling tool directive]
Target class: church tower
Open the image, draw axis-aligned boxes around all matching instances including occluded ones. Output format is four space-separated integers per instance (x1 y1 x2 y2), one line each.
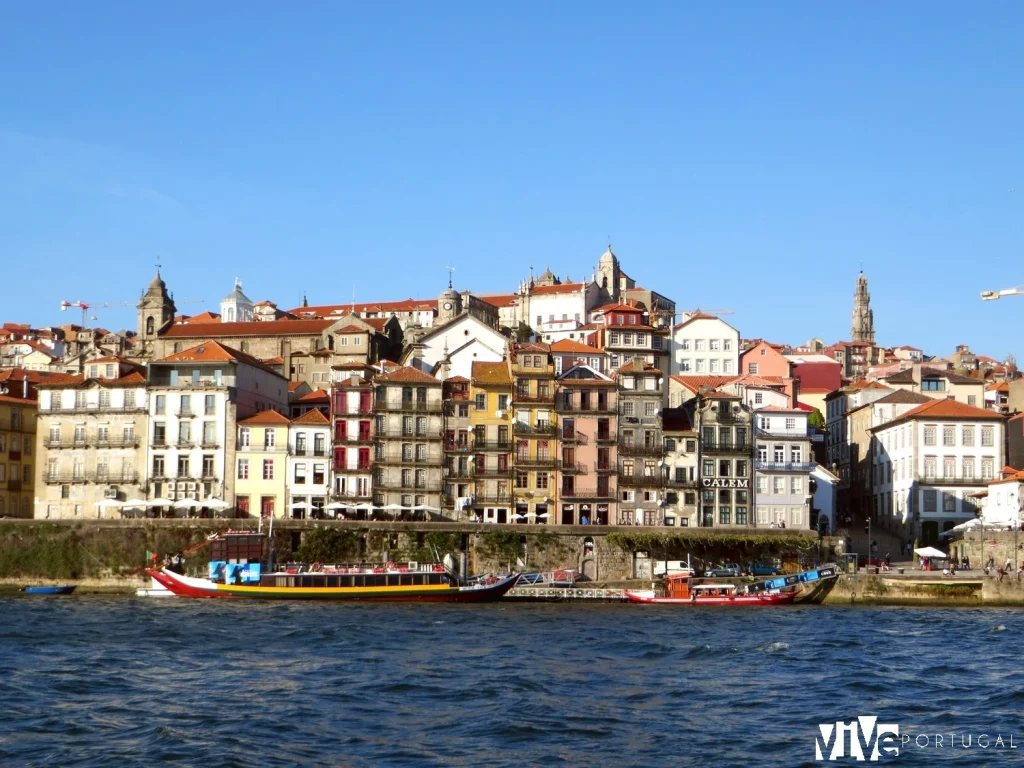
437 276 462 325
220 278 254 323
595 244 621 303
850 271 875 344
136 270 176 356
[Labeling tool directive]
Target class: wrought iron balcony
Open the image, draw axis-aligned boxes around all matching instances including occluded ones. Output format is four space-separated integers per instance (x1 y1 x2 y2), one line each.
334 432 374 444
558 429 589 445
513 422 557 437
559 462 588 475
373 398 443 413
373 479 444 492
595 433 615 443
472 491 513 504
913 474 988 487
515 456 559 468
473 466 513 477
471 440 512 452
175 408 195 418
373 429 443 440
618 443 662 458
594 462 615 473
618 472 662 487
560 487 616 500
554 401 615 414
511 392 554 404
703 442 752 454
755 461 815 472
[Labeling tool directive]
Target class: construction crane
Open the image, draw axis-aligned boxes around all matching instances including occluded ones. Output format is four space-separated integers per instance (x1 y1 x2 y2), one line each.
678 308 735 316
981 285 1024 301
60 298 205 330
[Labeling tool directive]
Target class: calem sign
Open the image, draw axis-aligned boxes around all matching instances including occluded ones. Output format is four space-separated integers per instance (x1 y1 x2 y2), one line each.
701 477 749 489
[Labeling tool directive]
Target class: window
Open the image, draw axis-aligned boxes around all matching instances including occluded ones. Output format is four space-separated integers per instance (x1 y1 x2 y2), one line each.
748 363 758 374
724 360 733 373
774 445 785 462
636 333 646 346
204 395 216 415
710 359 720 373
153 422 166 445
943 492 956 513
685 439 696 452
155 394 166 414
695 340 705 351
719 460 730 477
719 507 731 525
536 472 549 490
680 339 691 350
178 421 191 444
622 401 634 417
773 477 785 494
942 427 955 447
754 392 763 404
695 359 706 372
735 507 747 525
263 460 274 480
981 427 994 447
962 458 974 479
177 456 189 477
961 427 974 446
475 393 486 411
723 339 732 351
921 379 945 392
982 458 994 479
202 455 214 478
152 455 165 477
264 429 275 449
923 426 936 446
736 460 747 476
790 477 802 495
923 489 937 512
702 459 714 476
790 446 801 463
622 332 632 345
294 463 307 484
644 401 657 417
497 394 509 411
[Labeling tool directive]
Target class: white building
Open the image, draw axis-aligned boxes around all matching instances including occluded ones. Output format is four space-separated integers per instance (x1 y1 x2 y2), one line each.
671 313 740 376
147 341 288 511
981 471 1024 529
530 282 601 338
754 406 814 528
870 398 1004 545
287 410 332 518
403 313 507 380
811 464 839 534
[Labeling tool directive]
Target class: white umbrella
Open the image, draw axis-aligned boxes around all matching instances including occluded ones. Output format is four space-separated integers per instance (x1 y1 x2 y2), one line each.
353 503 374 511
174 498 203 509
511 514 527 521
913 546 949 559
95 499 123 509
413 504 440 513
325 502 348 510
290 501 312 510
148 498 174 507
204 498 230 510
383 504 405 511
536 513 551 520
123 498 148 508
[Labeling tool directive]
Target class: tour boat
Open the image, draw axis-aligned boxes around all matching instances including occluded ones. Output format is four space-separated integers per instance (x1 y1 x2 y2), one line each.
625 575 796 606
147 563 521 602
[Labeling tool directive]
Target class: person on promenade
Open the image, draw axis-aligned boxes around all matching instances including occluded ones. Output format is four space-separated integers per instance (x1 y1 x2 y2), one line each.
885 552 891 567
1017 561 1024 583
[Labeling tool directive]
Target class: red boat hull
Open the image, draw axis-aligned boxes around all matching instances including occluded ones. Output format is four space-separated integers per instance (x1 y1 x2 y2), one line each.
624 590 796 606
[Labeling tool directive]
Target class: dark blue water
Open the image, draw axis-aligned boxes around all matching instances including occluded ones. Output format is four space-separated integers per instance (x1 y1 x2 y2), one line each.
1 599 1022 767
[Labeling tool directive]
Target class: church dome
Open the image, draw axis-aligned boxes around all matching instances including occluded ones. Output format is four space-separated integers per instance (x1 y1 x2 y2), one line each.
222 279 252 305
599 244 616 263
147 271 167 295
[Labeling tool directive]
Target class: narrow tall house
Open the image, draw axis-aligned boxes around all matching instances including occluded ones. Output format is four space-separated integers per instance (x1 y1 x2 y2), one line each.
372 367 444 515
616 360 665 525
510 343 557 524
469 361 513 523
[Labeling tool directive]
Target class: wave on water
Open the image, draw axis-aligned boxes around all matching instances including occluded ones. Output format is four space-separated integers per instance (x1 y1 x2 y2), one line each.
759 641 789 653
991 624 1007 632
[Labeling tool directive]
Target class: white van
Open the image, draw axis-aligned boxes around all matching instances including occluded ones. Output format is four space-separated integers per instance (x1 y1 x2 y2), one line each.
654 560 695 577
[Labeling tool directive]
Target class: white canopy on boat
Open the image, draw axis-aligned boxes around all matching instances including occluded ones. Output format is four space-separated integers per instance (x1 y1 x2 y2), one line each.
913 546 949 559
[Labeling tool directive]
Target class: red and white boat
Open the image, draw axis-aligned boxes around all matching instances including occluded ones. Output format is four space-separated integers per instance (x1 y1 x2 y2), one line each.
625 574 796 606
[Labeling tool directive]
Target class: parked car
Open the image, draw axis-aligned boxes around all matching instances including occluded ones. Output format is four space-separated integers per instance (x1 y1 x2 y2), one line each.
748 562 781 576
706 562 742 577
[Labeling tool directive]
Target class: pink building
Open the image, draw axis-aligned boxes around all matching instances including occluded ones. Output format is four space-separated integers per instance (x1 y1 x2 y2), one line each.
554 365 617 525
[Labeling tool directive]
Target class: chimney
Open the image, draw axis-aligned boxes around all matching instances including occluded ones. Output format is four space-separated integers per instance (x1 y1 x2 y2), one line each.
911 363 923 386
282 340 293 381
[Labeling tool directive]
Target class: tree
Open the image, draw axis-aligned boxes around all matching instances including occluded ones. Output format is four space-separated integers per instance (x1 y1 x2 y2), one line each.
808 408 825 429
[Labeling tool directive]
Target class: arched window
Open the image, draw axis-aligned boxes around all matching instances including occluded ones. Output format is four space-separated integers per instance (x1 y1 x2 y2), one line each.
602 276 608 290
146 317 155 335
226 307 235 322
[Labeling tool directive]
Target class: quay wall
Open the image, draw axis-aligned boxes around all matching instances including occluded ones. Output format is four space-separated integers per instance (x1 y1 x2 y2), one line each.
0 519 825 584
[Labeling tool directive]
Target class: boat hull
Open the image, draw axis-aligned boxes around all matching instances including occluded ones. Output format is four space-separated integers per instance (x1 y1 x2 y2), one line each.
624 590 796 606
147 569 520 602
23 585 77 595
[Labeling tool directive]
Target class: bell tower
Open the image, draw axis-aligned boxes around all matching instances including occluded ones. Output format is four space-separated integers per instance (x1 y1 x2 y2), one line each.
596 244 620 303
136 269 176 356
850 271 875 344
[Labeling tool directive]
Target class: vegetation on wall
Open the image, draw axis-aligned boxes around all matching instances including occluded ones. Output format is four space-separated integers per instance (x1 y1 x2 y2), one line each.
605 531 817 556
478 531 522 566
294 528 364 564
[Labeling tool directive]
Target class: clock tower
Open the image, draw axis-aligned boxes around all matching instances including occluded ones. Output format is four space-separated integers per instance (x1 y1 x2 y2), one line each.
437 279 462 325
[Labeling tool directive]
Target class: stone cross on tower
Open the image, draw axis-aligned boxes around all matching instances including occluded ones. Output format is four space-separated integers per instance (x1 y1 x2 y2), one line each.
850 271 875 344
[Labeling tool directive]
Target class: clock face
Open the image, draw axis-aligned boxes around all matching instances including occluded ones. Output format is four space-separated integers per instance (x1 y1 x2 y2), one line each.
443 302 453 311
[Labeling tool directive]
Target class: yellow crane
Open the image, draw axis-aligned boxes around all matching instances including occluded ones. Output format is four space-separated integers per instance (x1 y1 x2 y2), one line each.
981 285 1024 301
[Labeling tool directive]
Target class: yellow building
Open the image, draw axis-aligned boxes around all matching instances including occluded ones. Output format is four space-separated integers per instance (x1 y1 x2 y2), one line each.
0 390 37 518
469 361 513 523
234 410 290 519
510 342 557 523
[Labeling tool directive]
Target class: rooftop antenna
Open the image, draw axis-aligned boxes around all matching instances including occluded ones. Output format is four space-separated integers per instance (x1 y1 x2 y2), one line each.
446 266 456 289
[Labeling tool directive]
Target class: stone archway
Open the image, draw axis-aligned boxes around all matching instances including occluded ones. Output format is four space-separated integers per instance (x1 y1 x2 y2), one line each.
582 559 597 581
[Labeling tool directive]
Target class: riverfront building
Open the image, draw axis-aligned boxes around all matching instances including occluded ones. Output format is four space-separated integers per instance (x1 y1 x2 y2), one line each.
1 380 38 518
330 367 374 508
235 410 291 519
555 364 617 525
33 359 148 519
616 360 665 526
510 343 557 524
442 376 473 518
696 392 753 528
287 409 332 518
469 361 513 524
754 406 813 529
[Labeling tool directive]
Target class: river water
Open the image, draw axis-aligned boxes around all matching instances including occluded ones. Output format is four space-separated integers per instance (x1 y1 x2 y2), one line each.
1 598 1022 767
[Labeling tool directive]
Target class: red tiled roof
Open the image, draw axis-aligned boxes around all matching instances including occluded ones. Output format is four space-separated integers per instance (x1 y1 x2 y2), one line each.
986 381 1010 392
263 356 285 365
550 339 598 354
238 409 291 425
334 324 366 334
374 366 439 384
477 293 520 308
287 381 305 392
703 390 739 399
161 319 334 338
757 405 805 413
593 302 645 313
670 375 735 393
471 361 512 385
616 359 660 374
288 298 438 316
731 374 787 389
881 398 1004 425
363 318 390 332
182 311 222 324
154 340 284 378
673 313 739 333
333 376 372 388
444 375 470 383
530 282 587 295
292 409 330 425
297 389 330 402
0 393 38 406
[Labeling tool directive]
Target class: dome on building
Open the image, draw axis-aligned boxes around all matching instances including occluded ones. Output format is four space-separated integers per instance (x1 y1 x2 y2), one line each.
146 270 168 296
222 278 252 305
599 244 616 263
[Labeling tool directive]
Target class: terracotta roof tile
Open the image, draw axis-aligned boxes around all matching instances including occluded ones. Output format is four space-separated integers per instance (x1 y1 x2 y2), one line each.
615 359 660 374
162 319 334 338
263 356 284 365
288 298 438 316
530 282 587 295
0 393 38 406
550 339 598 354
287 382 305 392
333 376 372 388
238 409 291 425
756 405 805 413
154 340 284 378
669 375 734 393
477 293 520 308
374 366 439 384
879 398 1004 427
297 389 330 402
471 361 512 385
871 390 932 405
444 375 470 383
292 409 330 425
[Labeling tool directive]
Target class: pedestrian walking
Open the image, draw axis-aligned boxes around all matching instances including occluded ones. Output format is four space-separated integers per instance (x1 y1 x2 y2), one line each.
885 552 891 567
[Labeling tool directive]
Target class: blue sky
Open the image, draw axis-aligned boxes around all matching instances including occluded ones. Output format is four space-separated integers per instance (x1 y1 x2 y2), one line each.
2 3 1022 360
